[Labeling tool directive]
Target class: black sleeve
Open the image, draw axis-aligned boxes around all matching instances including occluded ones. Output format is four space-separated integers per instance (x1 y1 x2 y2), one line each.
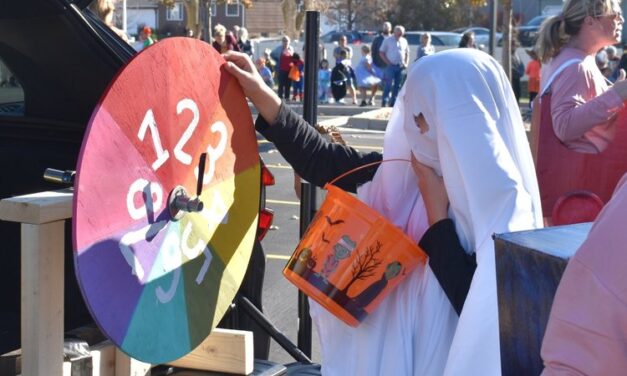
255 102 382 193
419 218 477 315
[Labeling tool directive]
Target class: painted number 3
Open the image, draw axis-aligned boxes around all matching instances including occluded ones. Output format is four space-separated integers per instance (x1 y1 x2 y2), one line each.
120 98 228 303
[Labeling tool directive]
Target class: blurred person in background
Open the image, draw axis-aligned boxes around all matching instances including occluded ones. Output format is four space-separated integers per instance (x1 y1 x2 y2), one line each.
354 44 381 106
256 57 274 88
318 59 332 103
526 48 542 106
379 25 409 107
89 0 129 42
459 31 477 48
416 33 435 61
371 21 392 74
536 0 627 154
238 27 254 58
511 40 525 103
212 24 240 53
275 35 294 101
334 35 358 104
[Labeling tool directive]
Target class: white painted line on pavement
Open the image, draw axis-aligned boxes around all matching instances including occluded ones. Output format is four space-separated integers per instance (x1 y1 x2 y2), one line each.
336 127 386 134
354 145 383 151
267 199 300 206
267 254 291 260
265 164 293 169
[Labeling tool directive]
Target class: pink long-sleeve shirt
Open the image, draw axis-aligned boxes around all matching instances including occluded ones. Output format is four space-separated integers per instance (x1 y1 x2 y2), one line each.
542 48 625 153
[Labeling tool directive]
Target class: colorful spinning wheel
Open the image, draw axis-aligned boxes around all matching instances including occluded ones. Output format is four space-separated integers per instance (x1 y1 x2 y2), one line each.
72 38 260 363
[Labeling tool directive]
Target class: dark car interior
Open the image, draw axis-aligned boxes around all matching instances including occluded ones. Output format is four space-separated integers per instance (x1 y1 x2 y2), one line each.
0 2 283 370
0 0 134 355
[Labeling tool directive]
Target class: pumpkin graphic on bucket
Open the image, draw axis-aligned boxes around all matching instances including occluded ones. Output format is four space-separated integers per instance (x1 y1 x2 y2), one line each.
283 176 427 327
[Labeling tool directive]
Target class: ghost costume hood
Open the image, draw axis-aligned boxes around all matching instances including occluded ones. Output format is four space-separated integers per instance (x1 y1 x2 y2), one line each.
406 48 543 374
310 48 542 375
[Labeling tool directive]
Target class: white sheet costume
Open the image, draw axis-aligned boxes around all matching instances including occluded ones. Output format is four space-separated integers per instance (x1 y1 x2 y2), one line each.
310 48 543 375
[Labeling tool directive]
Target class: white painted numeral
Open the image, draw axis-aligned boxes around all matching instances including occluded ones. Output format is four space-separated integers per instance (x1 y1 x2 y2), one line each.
195 121 227 185
200 190 229 225
181 222 213 285
155 231 182 303
126 178 164 220
138 109 170 170
173 98 200 165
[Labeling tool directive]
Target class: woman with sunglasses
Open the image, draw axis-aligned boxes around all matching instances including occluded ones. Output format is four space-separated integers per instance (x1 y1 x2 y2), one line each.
534 0 627 221
536 0 627 154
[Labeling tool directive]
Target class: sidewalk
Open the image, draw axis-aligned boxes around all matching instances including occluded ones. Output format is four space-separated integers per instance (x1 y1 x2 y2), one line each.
250 99 532 133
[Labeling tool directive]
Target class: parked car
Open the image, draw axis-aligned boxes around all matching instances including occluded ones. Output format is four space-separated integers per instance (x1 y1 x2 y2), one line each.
405 31 463 47
451 27 503 47
0 0 275 359
517 15 551 47
320 30 364 44
358 30 378 44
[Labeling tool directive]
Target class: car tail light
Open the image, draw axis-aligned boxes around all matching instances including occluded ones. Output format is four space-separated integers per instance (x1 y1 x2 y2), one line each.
257 162 275 241
257 207 274 241
261 164 275 186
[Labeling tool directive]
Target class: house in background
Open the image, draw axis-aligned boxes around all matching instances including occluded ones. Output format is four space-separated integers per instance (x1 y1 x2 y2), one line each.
244 0 284 37
117 0 284 39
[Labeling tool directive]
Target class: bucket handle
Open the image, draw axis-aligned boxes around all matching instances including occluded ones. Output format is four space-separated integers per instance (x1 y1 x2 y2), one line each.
328 158 411 187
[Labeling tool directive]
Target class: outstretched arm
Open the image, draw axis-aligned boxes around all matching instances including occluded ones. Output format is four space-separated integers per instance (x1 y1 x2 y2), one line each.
222 50 381 192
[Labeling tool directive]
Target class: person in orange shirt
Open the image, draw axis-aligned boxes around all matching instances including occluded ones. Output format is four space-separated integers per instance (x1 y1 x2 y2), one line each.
526 49 541 107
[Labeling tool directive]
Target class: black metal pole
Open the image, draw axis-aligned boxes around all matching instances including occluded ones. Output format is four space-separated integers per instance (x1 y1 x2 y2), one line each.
489 0 498 56
297 10 320 358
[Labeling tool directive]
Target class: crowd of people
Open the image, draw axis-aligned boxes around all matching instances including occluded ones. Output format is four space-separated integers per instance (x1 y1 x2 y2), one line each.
219 0 627 374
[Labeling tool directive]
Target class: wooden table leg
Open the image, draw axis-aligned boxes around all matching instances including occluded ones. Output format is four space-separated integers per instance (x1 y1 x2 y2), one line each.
21 221 65 376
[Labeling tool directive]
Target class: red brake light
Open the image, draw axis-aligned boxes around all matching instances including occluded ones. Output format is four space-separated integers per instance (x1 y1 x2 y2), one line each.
261 164 275 186
257 208 274 241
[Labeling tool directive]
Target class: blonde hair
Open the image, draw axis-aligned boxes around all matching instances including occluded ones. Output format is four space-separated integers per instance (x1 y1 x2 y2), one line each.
536 0 617 62
213 24 227 37
238 27 249 42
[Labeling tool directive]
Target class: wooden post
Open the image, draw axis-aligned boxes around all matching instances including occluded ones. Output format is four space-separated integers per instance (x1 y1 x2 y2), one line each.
21 221 65 376
0 189 73 376
0 190 146 375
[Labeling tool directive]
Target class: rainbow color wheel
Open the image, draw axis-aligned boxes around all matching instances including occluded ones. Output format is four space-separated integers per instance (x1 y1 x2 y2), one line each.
73 38 261 363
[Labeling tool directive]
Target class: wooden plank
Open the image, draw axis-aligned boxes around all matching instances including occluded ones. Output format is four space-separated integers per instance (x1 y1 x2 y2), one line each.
168 328 253 375
115 349 151 376
91 341 116 376
21 221 65 376
63 361 72 376
0 189 72 225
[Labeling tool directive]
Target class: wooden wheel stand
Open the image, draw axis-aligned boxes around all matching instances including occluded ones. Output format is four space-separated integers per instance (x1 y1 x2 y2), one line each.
0 189 254 376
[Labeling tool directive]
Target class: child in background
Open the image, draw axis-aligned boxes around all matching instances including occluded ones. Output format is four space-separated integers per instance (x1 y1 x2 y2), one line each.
263 48 276 75
290 53 305 102
525 49 541 107
256 57 274 88
318 59 332 103
354 44 381 106
331 50 353 103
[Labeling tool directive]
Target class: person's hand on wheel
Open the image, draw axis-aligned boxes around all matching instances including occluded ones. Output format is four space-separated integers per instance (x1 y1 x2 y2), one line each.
222 51 281 124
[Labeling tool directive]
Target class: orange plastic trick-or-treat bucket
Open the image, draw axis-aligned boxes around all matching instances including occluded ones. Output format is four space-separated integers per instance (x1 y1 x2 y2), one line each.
283 162 427 327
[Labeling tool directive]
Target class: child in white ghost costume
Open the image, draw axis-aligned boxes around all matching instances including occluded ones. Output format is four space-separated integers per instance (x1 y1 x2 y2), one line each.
310 48 543 375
